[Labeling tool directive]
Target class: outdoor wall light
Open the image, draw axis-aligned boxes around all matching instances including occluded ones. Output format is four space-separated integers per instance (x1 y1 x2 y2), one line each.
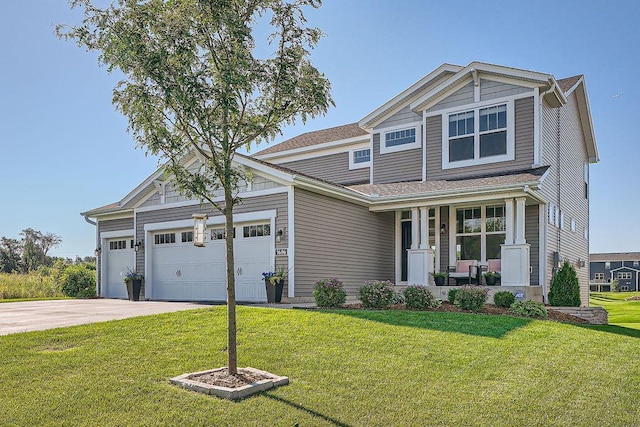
134 240 144 253
440 224 447 234
276 228 284 243
94 246 101 257
192 213 208 247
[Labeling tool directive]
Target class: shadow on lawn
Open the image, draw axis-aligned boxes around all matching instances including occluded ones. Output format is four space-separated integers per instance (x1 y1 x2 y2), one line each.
262 392 351 427
323 309 532 339
575 323 640 339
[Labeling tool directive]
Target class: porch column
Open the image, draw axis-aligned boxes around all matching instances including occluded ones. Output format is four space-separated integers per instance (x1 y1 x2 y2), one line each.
504 198 514 244
515 197 527 244
419 207 428 249
411 208 419 249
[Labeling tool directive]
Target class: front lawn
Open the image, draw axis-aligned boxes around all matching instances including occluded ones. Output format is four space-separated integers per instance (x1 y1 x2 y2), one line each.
1 306 639 426
590 291 640 328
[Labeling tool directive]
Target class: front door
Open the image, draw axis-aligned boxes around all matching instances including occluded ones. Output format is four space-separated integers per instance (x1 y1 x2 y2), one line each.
401 221 411 282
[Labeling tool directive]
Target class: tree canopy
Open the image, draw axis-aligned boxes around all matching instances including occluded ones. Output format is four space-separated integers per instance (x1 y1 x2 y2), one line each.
58 0 333 375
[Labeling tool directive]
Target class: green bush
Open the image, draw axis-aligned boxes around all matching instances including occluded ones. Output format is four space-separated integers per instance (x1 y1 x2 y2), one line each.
548 261 581 307
453 286 489 311
493 291 515 308
313 278 346 308
61 265 96 298
359 280 394 309
403 285 441 310
509 300 548 318
447 288 459 304
392 291 405 305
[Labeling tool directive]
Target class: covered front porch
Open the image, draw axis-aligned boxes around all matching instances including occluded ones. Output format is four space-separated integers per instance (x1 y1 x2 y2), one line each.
397 196 536 288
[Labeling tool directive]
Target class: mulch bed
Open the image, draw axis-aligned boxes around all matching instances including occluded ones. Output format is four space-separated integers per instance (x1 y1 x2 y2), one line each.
189 368 273 389
340 301 590 324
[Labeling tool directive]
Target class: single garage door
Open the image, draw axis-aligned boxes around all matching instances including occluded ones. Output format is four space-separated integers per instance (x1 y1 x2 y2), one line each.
103 237 134 299
150 223 272 302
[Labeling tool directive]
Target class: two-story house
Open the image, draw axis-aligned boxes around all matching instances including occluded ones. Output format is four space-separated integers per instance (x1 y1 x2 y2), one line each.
82 62 598 306
590 252 640 292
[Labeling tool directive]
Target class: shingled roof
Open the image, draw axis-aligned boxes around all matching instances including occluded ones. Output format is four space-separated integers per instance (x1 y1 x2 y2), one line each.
557 75 583 92
590 252 640 262
254 122 368 156
349 167 548 198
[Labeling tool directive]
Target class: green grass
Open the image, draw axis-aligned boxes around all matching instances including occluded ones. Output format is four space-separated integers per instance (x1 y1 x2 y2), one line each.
1 306 639 426
590 291 640 328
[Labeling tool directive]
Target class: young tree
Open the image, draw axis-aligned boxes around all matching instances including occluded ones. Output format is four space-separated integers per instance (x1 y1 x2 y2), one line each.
548 261 581 307
58 0 332 375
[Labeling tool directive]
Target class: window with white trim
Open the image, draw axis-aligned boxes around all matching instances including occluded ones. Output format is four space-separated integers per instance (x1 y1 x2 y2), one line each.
349 148 371 169
617 272 632 280
154 233 176 245
455 204 505 261
605 262 610 269
633 261 639 267
379 124 421 154
570 219 577 232
443 101 513 168
594 273 604 280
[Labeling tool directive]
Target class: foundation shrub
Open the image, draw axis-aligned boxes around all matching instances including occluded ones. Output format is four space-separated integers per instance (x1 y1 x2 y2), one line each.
359 280 394 309
403 285 441 310
493 291 515 308
313 278 346 308
453 286 489 311
509 300 548 318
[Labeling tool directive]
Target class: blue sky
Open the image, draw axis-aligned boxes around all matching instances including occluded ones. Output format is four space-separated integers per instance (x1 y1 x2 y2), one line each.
1 1 638 258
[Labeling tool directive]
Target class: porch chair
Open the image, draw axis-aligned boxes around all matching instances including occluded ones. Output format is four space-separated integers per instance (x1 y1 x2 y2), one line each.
448 260 480 285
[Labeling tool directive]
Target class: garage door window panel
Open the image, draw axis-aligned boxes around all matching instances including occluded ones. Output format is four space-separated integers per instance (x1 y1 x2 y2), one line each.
155 233 176 244
243 224 271 238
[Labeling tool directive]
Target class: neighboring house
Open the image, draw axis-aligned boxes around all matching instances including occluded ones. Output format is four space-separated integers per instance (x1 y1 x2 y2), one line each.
589 252 640 292
82 61 598 306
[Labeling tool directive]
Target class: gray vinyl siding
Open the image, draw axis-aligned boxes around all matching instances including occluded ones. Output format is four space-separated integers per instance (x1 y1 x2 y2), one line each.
372 133 423 184
427 81 474 113
98 217 134 233
439 206 450 272
280 152 369 185
141 174 282 208
376 105 421 130
135 192 289 299
480 79 533 102
293 189 395 296
525 205 539 286
96 217 134 295
426 96 535 180
539 93 590 305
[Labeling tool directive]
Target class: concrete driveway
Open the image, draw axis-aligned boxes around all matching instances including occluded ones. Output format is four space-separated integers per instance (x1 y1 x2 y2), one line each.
0 299 208 336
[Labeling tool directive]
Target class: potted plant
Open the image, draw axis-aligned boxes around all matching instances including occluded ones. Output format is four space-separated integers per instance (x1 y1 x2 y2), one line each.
123 268 143 301
483 271 500 286
432 271 448 286
261 267 286 303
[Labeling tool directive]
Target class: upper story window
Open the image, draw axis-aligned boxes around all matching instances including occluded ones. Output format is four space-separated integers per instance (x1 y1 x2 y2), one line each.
605 262 611 269
633 261 639 267
349 148 371 170
594 272 604 280
379 124 421 154
442 101 514 169
617 272 632 280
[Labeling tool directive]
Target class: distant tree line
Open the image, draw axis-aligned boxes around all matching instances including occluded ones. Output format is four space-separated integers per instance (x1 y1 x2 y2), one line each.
0 228 91 274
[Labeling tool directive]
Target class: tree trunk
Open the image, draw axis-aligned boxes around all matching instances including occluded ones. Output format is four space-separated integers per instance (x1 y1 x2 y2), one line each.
224 187 238 375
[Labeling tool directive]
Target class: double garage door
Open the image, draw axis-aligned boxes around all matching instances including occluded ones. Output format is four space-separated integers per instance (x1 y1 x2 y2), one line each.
149 223 272 302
